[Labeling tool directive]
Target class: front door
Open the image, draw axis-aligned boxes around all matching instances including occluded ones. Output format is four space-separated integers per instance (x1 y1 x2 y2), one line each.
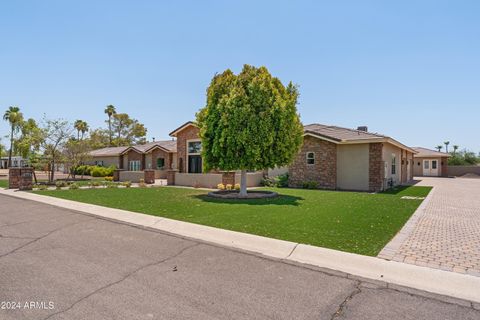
423 159 439 176
188 155 202 174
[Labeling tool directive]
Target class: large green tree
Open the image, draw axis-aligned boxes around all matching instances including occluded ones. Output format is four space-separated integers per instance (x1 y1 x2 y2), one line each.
196 65 303 196
111 113 147 146
3 106 24 167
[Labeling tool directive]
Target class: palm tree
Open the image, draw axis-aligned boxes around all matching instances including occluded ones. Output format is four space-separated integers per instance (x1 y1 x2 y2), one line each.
436 145 443 152
74 120 83 140
80 121 89 140
3 106 23 167
453 145 459 155
444 141 450 153
104 105 116 146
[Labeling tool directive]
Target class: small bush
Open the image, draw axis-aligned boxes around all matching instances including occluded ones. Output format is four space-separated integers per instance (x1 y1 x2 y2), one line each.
138 179 147 188
260 177 275 187
217 183 225 190
225 184 233 190
55 181 68 189
68 183 79 190
234 183 240 190
106 182 118 189
122 181 132 188
277 173 289 188
37 184 48 191
104 176 113 182
302 181 319 189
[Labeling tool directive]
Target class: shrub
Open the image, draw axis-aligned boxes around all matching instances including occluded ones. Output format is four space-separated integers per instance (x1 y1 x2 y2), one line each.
225 184 233 190
68 183 79 190
37 184 48 191
234 183 240 190
106 182 118 189
138 179 147 188
55 181 68 189
277 173 289 188
217 183 225 190
302 181 318 189
104 176 114 182
260 177 275 187
122 181 132 188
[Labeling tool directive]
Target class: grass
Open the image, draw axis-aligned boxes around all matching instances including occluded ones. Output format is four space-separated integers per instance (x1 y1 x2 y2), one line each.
34 185 431 256
0 180 7 189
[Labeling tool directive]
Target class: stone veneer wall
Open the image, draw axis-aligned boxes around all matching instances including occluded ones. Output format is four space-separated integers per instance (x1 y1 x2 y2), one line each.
176 125 200 173
288 136 337 189
369 143 384 192
125 150 144 170
150 149 171 170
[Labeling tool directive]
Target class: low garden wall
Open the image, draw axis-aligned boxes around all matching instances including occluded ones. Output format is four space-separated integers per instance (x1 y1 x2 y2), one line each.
173 172 264 189
234 172 264 187
118 171 145 183
447 165 480 177
175 173 222 189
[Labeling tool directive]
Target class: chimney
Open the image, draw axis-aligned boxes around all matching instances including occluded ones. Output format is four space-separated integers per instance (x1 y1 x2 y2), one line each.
357 126 368 132
152 137 155 142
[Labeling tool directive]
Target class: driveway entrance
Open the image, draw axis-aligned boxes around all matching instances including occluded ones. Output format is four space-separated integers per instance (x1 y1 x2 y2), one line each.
379 177 480 275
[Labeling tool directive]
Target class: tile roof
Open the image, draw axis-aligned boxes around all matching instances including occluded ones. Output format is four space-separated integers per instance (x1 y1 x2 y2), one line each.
304 123 416 153
413 147 450 158
304 124 387 142
89 140 176 157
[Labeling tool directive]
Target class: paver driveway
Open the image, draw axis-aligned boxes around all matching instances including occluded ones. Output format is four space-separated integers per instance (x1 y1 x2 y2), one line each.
379 177 480 275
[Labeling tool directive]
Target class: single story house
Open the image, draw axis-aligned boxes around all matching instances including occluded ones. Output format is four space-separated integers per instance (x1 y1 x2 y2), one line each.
288 124 417 192
412 147 449 177
0 156 26 169
88 140 177 178
168 121 415 192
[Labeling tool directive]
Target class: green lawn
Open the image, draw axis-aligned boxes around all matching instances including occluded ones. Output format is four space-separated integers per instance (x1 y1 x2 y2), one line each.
0 180 7 189
34 186 431 256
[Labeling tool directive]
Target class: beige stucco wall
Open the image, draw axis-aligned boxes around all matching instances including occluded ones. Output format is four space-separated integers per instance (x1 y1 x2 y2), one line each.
382 143 402 186
268 166 288 177
175 173 222 189
119 171 145 182
234 172 264 187
336 144 369 191
87 156 120 168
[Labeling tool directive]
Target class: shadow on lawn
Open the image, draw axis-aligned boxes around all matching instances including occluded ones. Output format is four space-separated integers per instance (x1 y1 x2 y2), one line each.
191 194 304 206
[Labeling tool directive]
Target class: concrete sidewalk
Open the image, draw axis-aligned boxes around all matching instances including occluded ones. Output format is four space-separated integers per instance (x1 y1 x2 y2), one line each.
2 188 480 306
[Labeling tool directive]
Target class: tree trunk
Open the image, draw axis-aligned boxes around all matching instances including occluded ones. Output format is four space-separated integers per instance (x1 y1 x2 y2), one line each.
8 126 13 167
50 158 55 182
239 169 247 197
108 116 112 146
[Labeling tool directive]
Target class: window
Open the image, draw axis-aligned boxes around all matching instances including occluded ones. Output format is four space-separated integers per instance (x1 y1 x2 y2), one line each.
432 160 437 169
188 141 202 154
391 154 396 175
95 160 104 167
424 160 429 170
306 152 315 165
156 158 165 169
129 160 141 171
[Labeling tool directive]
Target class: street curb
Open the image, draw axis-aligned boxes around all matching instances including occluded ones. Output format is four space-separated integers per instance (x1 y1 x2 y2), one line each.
2 189 480 305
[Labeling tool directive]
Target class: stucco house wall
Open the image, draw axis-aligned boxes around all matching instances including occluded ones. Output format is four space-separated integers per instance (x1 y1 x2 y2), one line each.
336 144 369 191
86 156 120 168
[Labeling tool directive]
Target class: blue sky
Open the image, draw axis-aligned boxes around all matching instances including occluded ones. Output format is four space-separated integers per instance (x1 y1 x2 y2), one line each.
1 1 478 152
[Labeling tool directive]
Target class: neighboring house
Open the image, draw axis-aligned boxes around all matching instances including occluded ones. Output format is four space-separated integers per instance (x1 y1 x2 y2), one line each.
169 121 202 173
0 156 26 169
88 140 177 178
289 124 417 192
412 147 449 177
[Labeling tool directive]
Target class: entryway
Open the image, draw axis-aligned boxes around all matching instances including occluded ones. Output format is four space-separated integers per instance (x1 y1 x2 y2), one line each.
423 159 439 177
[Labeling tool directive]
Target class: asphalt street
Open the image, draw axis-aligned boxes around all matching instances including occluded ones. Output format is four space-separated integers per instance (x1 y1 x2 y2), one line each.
0 194 479 320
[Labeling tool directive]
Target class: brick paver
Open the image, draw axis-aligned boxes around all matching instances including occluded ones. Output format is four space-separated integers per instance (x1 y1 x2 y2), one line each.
379 177 480 276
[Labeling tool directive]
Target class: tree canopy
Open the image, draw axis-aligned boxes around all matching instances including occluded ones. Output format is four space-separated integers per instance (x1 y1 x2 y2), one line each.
196 65 303 195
